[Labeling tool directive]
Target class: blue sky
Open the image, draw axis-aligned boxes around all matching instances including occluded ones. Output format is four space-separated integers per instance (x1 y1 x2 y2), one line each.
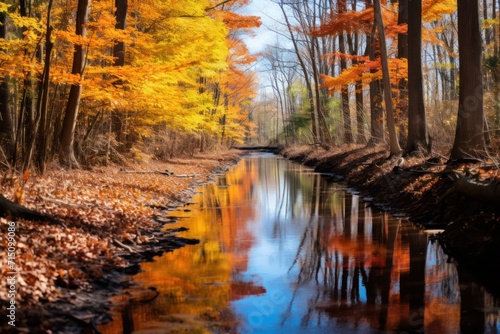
236 0 283 54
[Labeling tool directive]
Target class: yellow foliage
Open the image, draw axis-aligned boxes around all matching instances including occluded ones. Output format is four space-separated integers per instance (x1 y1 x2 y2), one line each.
0 0 259 146
423 0 456 22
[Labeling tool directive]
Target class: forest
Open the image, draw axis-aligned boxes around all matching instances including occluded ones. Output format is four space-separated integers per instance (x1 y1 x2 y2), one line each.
0 0 499 332
256 0 498 163
0 0 498 169
0 0 260 172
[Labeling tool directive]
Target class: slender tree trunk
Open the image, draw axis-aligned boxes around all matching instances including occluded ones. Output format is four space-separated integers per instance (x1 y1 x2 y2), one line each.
397 0 408 146
494 0 498 57
347 8 366 145
374 0 401 155
312 36 332 145
368 23 384 145
36 0 54 173
112 0 127 148
338 0 353 144
19 0 40 170
60 0 90 168
450 0 488 160
406 0 430 155
355 79 365 144
280 3 318 143
0 12 14 160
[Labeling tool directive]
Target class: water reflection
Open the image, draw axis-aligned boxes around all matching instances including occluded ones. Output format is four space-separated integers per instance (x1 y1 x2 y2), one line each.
100 153 499 333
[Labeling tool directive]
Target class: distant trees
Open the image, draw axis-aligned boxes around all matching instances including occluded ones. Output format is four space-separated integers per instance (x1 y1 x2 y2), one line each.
261 0 496 162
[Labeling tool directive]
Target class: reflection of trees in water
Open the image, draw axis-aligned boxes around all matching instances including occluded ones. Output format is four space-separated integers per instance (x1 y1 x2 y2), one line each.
281 165 498 333
102 156 499 333
283 171 437 332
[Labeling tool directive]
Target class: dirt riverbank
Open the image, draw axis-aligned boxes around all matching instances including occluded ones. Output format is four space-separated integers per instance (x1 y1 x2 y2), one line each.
0 150 241 333
282 145 500 296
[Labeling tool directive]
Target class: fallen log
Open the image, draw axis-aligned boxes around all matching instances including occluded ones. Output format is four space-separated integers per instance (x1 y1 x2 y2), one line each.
440 173 500 204
0 194 64 225
112 238 140 254
121 169 173 176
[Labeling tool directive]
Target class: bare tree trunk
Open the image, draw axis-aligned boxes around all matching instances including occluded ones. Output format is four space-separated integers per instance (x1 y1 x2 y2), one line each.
338 0 353 144
36 0 54 173
406 0 430 155
312 36 332 145
59 0 90 168
367 20 384 145
450 0 488 160
346 3 366 145
374 0 401 155
112 0 127 148
280 3 318 143
0 12 14 160
397 0 408 146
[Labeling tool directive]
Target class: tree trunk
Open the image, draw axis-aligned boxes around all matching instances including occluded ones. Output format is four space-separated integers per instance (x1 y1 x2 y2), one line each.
368 23 384 145
374 0 401 155
450 0 488 160
36 0 54 173
280 3 318 143
397 0 408 146
406 0 430 154
112 0 127 148
338 0 353 144
347 10 366 145
311 36 332 145
60 0 90 168
0 12 14 160
0 194 60 224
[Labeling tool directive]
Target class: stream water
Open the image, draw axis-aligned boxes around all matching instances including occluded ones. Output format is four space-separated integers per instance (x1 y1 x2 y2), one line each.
99 153 500 333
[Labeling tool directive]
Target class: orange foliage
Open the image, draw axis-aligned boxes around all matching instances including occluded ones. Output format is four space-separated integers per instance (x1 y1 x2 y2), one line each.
315 0 454 93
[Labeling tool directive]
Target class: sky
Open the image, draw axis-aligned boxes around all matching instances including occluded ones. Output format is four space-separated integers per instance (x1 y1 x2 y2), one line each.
236 0 283 55
235 0 287 96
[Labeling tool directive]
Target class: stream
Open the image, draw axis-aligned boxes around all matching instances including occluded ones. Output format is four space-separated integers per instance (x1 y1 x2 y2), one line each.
99 153 500 333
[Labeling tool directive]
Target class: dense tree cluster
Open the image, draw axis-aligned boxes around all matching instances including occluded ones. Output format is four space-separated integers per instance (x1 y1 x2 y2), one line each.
0 0 260 172
257 0 498 161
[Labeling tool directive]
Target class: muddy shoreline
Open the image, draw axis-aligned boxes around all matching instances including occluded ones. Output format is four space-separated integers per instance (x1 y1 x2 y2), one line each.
0 151 241 333
281 145 500 297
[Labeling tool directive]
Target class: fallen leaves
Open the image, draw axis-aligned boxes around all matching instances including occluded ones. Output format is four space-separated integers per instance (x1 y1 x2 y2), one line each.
0 150 240 309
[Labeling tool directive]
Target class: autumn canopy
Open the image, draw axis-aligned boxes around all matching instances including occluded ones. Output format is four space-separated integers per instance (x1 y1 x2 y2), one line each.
0 0 261 170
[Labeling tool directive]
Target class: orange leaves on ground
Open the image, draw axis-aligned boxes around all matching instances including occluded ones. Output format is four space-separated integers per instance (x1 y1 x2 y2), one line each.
0 152 240 304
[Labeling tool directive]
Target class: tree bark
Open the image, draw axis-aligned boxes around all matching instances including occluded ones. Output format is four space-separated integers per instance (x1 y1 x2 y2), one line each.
112 0 128 148
374 0 401 155
0 194 61 224
280 3 318 143
60 0 90 168
406 0 430 155
396 0 408 145
347 7 366 145
338 0 353 144
367 17 384 145
0 12 14 160
36 0 54 173
450 0 488 160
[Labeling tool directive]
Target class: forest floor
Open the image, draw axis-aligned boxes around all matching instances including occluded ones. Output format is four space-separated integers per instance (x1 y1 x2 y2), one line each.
0 150 241 333
282 145 500 296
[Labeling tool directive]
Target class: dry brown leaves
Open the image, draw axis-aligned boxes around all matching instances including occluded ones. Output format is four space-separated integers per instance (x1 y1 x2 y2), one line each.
0 150 240 305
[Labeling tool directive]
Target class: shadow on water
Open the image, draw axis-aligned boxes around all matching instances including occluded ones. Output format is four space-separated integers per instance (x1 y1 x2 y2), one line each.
99 153 500 334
